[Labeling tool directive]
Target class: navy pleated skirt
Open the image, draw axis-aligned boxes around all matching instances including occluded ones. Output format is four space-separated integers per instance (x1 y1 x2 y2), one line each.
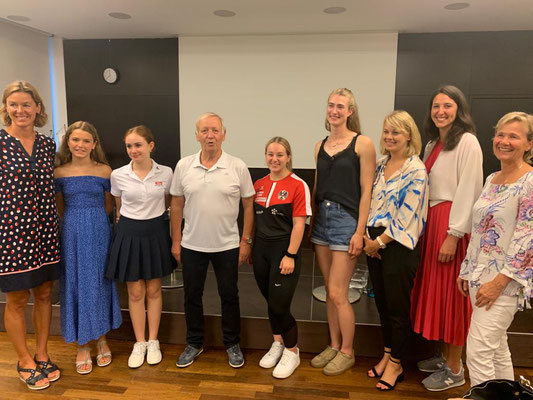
106 214 176 282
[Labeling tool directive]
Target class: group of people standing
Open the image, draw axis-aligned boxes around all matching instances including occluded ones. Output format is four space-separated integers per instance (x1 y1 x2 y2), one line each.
0 80 531 394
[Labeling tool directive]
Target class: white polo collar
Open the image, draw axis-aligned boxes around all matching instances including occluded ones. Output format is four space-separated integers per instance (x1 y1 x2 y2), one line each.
125 159 162 181
192 149 228 171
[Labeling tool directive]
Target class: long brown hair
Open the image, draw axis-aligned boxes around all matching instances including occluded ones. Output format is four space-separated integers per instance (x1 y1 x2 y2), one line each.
423 85 476 151
56 121 109 166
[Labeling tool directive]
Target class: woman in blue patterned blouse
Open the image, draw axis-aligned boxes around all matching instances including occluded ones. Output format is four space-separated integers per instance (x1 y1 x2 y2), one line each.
363 110 429 391
457 112 532 387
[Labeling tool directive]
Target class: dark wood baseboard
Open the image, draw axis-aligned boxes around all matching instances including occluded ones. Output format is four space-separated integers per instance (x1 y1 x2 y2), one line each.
1 303 531 367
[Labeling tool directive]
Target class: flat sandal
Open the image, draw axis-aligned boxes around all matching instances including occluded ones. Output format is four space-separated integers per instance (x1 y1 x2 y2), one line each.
76 345 93 375
96 339 112 367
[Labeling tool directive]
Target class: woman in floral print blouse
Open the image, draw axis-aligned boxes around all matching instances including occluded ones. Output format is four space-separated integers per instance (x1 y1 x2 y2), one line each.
458 111 533 387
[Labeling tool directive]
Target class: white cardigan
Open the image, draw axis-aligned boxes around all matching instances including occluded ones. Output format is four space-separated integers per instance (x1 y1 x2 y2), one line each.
423 132 483 237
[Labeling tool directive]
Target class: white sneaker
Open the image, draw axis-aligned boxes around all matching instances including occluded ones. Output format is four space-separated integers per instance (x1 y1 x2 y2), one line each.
128 341 147 368
272 348 300 379
146 340 162 365
259 341 285 368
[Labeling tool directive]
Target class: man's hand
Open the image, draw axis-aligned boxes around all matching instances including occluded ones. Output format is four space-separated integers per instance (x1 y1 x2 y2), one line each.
238 242 251 266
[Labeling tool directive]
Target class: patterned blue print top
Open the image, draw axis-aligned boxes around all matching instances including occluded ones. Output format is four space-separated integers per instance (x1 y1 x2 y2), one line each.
460 171 533 310
367 155 429 250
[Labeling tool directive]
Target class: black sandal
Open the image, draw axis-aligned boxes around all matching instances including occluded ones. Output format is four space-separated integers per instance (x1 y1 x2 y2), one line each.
34 356 61 382
367 349 391 379
17 363 50 390
377 358 405 391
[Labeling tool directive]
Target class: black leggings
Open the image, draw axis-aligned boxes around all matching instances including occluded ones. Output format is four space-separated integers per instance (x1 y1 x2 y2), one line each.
366 226 419 360
252 236 301 348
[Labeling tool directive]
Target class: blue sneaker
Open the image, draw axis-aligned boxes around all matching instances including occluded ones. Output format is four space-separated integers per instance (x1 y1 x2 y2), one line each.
176 345 203 368
226 344 244 368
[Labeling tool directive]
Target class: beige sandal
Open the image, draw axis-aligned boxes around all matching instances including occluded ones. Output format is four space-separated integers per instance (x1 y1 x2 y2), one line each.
96 339 112 367
76 346 93 375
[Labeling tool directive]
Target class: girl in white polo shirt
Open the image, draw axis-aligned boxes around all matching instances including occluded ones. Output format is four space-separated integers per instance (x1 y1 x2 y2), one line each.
106 125 175 368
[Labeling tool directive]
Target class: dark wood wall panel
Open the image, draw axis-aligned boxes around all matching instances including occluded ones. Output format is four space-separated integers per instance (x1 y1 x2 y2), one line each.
63 39 180 169
395 31 533 176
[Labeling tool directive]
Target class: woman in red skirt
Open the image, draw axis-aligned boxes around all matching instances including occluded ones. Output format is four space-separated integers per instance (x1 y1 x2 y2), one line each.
410 85 483 392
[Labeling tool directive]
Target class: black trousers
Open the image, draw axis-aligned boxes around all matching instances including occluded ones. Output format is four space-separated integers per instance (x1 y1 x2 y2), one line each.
366 226 419 360
181 246 240 348
252 237 300 348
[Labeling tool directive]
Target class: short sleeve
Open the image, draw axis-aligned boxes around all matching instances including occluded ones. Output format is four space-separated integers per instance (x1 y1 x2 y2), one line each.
102 178 111 193
54 178 63 194
110 170 122 197
169 161 184 196
292 179 312 217
237 160 255 198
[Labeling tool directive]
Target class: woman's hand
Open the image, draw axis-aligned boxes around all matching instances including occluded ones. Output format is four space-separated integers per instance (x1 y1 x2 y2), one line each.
363 235 381 260
456 277 469 297
279 256 295 275
475 274 511 310
438 235 459 263
349 232 364 259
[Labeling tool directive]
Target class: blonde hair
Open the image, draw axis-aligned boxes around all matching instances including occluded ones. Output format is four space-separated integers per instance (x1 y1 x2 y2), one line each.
265 136 293 171
195 112 226 132
380 110 422 157
56 121 108 166
1 80 47 127
495 111 533 164
325 88 361 134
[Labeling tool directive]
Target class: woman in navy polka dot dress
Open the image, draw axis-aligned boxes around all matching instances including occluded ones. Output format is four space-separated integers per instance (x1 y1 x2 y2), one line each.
0 81 61 390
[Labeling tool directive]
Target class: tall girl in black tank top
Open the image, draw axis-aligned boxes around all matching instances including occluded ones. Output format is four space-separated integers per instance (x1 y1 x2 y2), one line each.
309 88 376 376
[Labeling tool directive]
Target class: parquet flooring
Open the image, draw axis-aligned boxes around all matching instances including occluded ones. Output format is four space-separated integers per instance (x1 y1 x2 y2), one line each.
0 333 531 400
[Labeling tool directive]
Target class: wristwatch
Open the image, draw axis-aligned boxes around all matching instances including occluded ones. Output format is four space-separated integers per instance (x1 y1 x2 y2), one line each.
241 236 253 245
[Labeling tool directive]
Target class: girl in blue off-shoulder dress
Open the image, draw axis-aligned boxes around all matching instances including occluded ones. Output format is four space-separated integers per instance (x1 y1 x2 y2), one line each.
54 121 122 375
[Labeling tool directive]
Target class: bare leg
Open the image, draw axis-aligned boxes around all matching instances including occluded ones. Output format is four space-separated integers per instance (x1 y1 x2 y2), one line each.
377 356 404 390
314 245 341 349
5 290 49 387
444 343 463 374
145 279 162 341
327 251 356 355
127 280 147 342
368 347 391 377
32 281 60 380
96 335 111 365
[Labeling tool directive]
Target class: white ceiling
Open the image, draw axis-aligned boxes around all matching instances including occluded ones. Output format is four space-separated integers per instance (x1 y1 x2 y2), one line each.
2 0 533 39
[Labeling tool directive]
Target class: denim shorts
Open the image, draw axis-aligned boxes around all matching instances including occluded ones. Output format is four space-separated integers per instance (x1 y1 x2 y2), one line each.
311 199 357 251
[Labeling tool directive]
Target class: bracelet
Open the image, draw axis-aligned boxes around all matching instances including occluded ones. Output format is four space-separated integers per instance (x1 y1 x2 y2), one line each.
285 251 298 260
376 236 387 249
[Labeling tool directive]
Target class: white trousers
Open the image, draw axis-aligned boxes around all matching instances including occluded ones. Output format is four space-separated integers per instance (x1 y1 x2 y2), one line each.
466 287 518 387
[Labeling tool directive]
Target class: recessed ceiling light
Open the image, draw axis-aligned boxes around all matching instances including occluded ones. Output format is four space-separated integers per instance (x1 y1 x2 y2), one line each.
323 7 347 14
444 2 470 10
213 10 236 17
108 12 132 19
7 15 31 22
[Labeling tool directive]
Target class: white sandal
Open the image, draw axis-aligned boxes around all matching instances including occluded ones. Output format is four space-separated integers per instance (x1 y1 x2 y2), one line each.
96 339 112 367
76 346 93 375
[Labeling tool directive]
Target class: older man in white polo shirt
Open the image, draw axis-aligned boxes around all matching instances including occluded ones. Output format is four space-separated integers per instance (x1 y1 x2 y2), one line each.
170 112 254 369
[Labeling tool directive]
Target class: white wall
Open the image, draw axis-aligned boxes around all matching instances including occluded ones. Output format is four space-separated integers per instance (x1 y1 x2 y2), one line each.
0 20 67 140
179 33 397 168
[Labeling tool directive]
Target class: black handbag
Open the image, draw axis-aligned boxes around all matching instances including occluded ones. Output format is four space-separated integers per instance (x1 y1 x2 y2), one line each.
462 376 533 400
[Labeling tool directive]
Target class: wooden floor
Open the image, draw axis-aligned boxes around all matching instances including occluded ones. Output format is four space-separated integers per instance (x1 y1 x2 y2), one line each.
0 333 531 400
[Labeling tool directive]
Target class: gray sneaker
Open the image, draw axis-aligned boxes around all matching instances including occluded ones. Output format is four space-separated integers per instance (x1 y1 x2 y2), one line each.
422 364 466 392
176 345 203 368
417 354 446 372
227 344 244 368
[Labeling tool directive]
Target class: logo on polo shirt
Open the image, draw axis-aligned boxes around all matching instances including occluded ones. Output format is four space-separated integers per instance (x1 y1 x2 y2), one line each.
155 181 164 186
278 190 288 200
